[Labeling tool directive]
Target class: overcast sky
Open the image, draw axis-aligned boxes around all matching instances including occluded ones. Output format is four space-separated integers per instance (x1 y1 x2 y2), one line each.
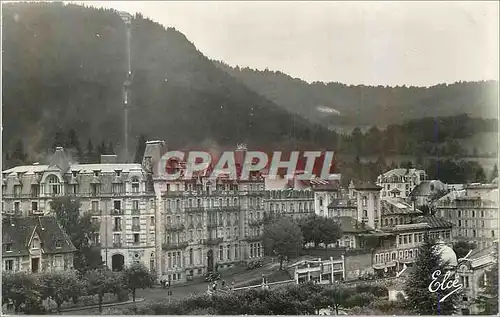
69 1 498 86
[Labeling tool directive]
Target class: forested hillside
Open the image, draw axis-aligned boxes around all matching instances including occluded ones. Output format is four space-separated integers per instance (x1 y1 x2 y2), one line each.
2 3 335 162
215 61 499 127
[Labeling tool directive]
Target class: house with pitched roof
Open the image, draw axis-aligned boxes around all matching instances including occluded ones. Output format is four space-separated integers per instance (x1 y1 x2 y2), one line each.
2 216 76 273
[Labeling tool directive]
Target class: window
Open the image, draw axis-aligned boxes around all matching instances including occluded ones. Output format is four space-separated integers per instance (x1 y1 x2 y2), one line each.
114 217 122 231
31 184 40 197
481 210 484 218
319 197 323 207
14 202 20 212
150 216 155 227
132 179 140 193
5 260 13 271
189 248 193 265
492 230 495 238
6 243 12 252
48 175 60 196
32 238 40 249
235 244 239 259
92 201 99 212
114 200 121 211
112 183 123 194
399 236 402 245
226 245 230 260
134 233 140 244
31 202 38 212
219 245 223 261
55 240 62 248
362 196 367 207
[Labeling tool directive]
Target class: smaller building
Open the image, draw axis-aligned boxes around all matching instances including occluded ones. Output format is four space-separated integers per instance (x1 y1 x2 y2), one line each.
408 180 447 206
290 256 345 284
263 189 314 221
377 168 427 199
2 216 76 273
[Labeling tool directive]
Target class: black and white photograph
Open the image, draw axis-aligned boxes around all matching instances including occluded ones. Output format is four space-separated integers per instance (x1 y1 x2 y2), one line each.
1 1 499 315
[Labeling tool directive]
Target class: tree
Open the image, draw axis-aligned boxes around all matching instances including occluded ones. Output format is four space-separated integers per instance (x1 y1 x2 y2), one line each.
490 164 498 182
50 196 102 271
67 128 83 160
122 263 154 302
107 141 114 155
38 270 81 313
85 268 123 313
263 216 303 270
299 215 342 248
134 134 147 163
404 235 459 315
475 247 498 314
11 139 28 166
2 272 41 313
452 240 476 260
85 139 95 163
52 129 66 150
321 285 354 315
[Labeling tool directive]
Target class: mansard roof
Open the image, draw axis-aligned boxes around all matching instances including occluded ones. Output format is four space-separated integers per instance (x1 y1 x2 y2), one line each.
2 216 76 256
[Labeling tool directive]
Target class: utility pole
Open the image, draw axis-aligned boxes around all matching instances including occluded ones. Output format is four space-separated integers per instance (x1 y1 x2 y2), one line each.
119 11 133 163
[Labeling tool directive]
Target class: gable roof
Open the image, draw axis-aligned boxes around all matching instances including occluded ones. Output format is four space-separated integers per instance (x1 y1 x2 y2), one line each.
2 216 76 256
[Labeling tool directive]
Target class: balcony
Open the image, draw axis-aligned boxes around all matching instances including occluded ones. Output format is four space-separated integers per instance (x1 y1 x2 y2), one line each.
111 209 124 215
165 223 185 232
185 207 205 213
113 226 123 232
164 191 184 197
131 209 140 215
248 219 263 227
245 235 263 242
207 222 218 229
113 242 122 248
88 209 102 216
202 238 223 245
162 242 189 251
132 224 141 232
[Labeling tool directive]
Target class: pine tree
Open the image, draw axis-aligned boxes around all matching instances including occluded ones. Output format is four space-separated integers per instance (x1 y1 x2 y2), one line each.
52 129 66 150
134 134 147 164
85 140 94 164
490 164 498 182
67 129 82 161
404 236 459 315
107 141 114 155
11 139 28 166
475 246 498 314
97 141 106 156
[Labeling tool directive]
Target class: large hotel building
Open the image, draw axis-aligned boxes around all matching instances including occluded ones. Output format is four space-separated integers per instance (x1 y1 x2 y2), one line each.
2 141 264 283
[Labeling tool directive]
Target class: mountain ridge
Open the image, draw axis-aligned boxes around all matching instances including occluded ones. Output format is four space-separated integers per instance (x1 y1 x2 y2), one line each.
214 60 499 127
2 3 336 161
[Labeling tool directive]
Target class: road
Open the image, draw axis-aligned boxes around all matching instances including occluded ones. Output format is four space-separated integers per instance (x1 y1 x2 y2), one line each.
63 260 284 314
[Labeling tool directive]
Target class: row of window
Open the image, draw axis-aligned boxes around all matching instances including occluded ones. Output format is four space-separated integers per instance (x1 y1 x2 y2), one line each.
266 190 313 199
457 219 491 229
112 232 154 245
374 249 419 263
6 177 142 197
166 212 241 227
165 197 241 210
398 231 451 245
455 229 496 238
269 201 313 213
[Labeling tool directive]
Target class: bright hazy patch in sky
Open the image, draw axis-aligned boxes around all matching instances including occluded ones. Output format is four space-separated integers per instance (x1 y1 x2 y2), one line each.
70 1 498 86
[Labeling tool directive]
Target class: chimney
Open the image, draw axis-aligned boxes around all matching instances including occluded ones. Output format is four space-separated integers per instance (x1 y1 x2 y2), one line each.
101 155 118 164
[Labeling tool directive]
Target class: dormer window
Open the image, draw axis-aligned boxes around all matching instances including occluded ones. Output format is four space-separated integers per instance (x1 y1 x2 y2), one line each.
48 175 61 196
131 178 140 193
32 238 40 249
55 240 62 249
93 170 100 177
72 171 78 178
115 170 122 177
14 184 22 197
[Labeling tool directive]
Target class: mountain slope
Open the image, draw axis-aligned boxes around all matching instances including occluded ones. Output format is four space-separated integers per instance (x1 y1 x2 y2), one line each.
215 61 499 128
2 3 335 160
